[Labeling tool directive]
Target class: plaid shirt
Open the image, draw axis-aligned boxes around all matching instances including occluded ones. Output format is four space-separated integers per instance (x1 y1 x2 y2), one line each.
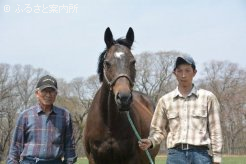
7 104 77 164
149 85 223 163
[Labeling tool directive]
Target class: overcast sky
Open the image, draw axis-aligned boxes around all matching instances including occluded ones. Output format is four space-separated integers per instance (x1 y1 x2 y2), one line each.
1 0 245 81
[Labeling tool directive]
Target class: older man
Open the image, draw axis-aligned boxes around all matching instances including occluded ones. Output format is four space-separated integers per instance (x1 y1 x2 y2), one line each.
7 75 77 164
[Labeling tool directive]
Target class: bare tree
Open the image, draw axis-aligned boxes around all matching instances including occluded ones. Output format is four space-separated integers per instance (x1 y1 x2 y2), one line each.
71 75 100 131
0 64 14 161
12 64 48 110
69 75 100 111
135 51 180 102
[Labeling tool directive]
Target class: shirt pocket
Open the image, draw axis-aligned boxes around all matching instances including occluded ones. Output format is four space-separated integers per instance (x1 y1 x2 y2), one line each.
167 111 180 131
191 107 208 131
52 126 63 145
49 119 64 145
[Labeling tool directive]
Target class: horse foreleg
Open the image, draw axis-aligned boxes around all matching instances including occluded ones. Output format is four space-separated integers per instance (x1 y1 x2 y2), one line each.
88 154 96 164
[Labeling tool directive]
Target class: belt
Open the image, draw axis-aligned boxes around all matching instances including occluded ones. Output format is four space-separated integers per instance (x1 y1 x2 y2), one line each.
23 156 62 163
174 143 209 150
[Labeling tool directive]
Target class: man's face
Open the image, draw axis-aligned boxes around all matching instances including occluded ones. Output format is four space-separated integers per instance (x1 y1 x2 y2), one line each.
35 87 57 106
173 64 197 87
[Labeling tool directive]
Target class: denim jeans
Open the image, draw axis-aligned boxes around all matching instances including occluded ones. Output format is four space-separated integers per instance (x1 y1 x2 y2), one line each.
20 157 63 164
167 148 212 164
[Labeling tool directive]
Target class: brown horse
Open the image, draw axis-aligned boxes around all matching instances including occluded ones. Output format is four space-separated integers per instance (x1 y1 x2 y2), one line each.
83 27 159 164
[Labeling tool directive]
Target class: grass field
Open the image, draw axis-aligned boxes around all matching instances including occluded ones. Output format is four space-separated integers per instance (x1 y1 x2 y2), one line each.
1 155 245 164
76 155 246 164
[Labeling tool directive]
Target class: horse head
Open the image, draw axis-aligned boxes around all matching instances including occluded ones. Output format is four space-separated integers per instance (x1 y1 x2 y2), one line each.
97 27 136 111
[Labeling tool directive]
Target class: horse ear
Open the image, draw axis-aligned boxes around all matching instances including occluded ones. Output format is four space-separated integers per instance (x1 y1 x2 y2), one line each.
104 27 114 48
126 27 134 47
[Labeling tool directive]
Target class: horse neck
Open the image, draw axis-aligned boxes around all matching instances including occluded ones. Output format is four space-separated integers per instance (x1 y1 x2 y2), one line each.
100 83 122 129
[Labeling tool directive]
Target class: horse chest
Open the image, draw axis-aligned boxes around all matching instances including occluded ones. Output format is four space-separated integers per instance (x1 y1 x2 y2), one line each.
91 136 135 163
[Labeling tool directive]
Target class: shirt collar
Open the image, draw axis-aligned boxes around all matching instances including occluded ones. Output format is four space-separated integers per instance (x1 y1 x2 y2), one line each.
173 84 198 99
36 104 57 115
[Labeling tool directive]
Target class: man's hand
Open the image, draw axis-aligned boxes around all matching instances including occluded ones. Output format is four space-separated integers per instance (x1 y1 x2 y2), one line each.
138 139 152 150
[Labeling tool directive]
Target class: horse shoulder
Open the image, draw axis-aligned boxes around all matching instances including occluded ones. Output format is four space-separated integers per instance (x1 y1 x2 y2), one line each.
84 88 108 138
132 91 155 113
131 91 160 159
129 91 154 137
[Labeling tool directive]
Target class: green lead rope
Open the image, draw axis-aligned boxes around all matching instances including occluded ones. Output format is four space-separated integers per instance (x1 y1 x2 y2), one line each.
125 111 154 164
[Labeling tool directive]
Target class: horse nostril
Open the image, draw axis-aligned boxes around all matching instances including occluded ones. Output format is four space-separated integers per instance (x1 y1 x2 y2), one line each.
116 92 132 107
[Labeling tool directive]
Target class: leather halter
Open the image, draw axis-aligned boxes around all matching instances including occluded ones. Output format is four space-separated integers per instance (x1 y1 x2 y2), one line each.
103 44 134 89
103 69 134 89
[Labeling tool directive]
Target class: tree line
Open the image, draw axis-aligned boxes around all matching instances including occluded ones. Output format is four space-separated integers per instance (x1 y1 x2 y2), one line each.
0 51 246 161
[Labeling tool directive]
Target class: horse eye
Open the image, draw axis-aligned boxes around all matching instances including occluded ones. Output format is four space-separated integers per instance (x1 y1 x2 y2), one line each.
130 60 136 65
104 60 111 69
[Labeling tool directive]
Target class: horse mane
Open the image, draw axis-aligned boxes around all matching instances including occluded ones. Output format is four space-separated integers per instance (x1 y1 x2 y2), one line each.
97 38 134 82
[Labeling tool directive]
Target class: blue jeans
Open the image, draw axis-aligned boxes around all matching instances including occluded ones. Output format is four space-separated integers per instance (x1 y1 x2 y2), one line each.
20 157 63 164
167 148 212 164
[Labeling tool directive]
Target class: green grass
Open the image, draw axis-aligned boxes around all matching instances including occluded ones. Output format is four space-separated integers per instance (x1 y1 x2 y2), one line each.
76 155 246 164
1 155 245 164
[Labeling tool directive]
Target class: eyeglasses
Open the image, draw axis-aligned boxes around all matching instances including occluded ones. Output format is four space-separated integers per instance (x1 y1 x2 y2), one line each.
38 89 57 96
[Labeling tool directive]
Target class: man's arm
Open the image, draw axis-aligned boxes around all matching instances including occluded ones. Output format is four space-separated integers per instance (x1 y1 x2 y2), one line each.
63 113 77 164
148 98 167 148
208 94 223 163
7 114 25 164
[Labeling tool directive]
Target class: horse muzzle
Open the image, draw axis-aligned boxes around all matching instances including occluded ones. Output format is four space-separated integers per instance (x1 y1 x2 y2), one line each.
115 91 133 111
